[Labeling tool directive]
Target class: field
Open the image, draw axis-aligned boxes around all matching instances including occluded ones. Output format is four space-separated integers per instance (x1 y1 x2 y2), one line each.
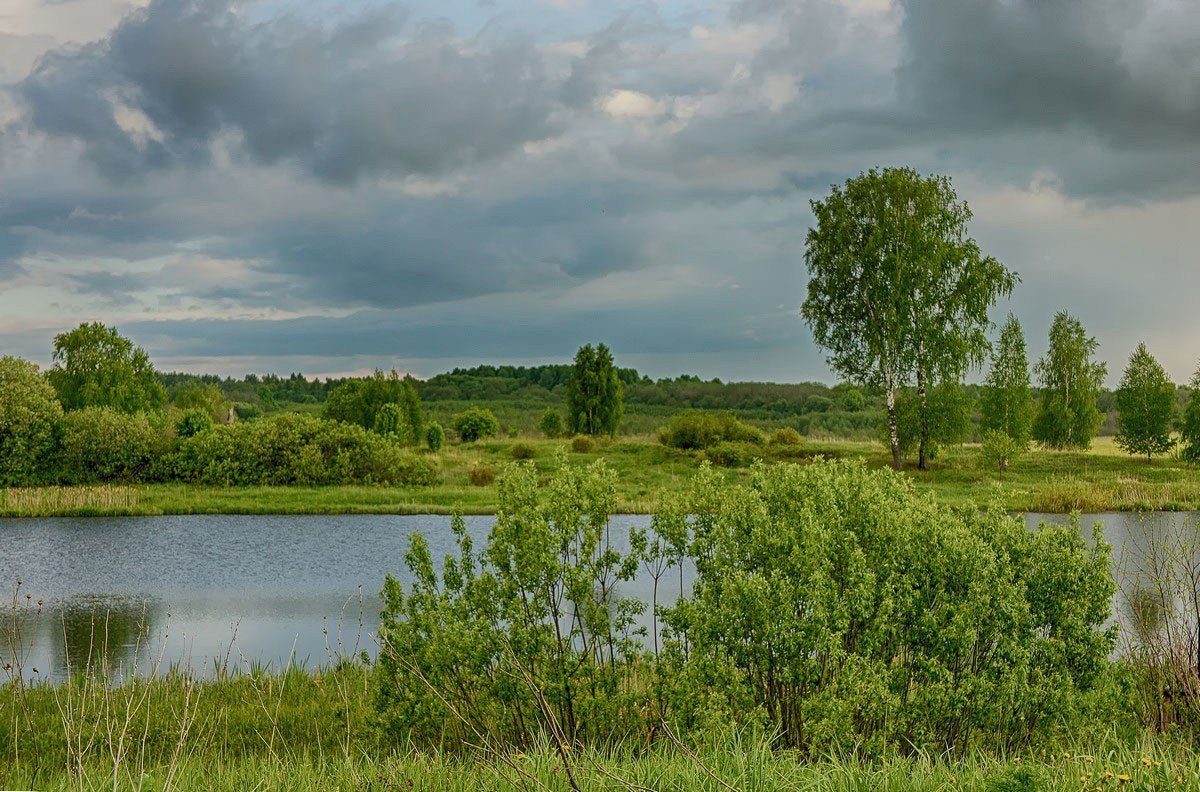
4 434 1200 517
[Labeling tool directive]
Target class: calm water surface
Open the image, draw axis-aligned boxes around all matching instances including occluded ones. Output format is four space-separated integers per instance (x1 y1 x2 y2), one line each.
0 512 1194 680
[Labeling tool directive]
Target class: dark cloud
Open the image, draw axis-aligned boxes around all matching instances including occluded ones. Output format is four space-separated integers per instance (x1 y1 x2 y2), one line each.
18 0 561 183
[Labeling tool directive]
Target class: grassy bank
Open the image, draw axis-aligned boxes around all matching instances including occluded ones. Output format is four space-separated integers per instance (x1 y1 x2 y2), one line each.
1 665 1195 791
4 435 1200 517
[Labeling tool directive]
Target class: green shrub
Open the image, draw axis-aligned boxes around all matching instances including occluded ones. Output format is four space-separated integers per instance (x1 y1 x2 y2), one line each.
467 464 496 486
538 408 564 438
453 407 500 443
980 430 1026 473
703 442 754 468
771 427 802 446
324 371 422 438
58 407 155 482
233 403 261 421
0 356 63 485
570 434 595 453
425 422 445 452
659 460 1115 755
659 411 765 450
373 402 417 444
510 442 536 460
176 408 214 439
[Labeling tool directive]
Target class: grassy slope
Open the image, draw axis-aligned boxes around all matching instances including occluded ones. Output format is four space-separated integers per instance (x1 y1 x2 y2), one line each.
1 666 1194 791
4 436 1200 517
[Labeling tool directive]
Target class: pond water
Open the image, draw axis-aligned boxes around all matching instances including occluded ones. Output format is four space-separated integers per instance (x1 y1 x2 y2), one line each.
0 512 1195 681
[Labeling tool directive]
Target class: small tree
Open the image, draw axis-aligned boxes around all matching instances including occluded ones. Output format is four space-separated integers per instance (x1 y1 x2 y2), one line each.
48 322 166 413
453 407 500 442
893 380 971 461
373 402 415 443
538 407 564 438
1181 364 1200 464
981 315 1033 447
1033 312 1106 449
176 408 215 438
981 430 1024 474
1115 343 1176 461
0 356 63 484
425 422 445 452
565 343 623 437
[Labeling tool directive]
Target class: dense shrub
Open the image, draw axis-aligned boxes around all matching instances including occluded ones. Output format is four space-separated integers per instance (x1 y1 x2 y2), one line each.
453 407 500 442
703 442 754 468
324 371 422 439
771 427 802 446
659 411 765 450
58 407 156 483
425 422 445 452
176 408 214 439
538 407 564 438
510 442 537 460
372 402 419 445
570 434 595 453
467 464 496 486
0 356 63 484
171 413 437 486
980 430 1025 473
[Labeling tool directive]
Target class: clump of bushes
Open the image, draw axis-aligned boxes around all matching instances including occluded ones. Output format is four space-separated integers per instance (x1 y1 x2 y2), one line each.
175 408 214 439
468 464 496 486
510 442 537 460
570 435 595 453
538 408 564 438
0 356 63 484
425 422 445 452
980 430 1026 473
659 411 765 450
453 407 500 443
58 407 156 483
703 441 757 467
771 427 802 446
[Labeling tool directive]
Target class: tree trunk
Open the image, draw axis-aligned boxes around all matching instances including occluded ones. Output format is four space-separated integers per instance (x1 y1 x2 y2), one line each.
886 379 901 470
917 365 929 471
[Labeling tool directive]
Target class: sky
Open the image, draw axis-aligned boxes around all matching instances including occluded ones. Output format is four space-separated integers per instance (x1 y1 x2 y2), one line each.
2 0 1199 383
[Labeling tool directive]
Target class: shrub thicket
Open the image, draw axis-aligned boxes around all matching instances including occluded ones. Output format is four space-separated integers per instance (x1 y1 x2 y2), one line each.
453 407 500 442
58 407 156 483
0 356 63 484
659 411 765 450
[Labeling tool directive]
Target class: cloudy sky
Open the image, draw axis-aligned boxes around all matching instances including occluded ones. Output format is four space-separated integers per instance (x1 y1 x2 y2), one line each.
2 0 1199 382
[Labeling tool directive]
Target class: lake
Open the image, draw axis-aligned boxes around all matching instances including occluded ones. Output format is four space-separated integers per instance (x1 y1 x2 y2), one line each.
1 512 1195 681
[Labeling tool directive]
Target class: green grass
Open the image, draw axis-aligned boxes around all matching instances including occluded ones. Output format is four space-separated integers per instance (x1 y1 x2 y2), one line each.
2 665 1197 790
5 435 1200 517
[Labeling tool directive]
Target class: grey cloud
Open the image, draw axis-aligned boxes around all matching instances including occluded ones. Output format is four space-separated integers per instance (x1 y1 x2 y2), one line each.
19 0 561 183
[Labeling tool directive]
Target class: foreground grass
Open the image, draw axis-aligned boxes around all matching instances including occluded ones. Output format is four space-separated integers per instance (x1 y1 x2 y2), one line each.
2 666 1196 791
5 435 1200 517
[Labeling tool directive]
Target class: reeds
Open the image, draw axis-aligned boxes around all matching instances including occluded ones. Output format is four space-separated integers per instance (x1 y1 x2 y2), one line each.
1 486 141 517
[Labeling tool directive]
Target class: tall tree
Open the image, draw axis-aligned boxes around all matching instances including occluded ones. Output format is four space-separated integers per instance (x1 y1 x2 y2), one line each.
1033 312 1106 450
980 314 1034 445
1181 363 1200 464
565 343 623 436
48 322 166 413
802 167 1016 470
1114 343 1176 461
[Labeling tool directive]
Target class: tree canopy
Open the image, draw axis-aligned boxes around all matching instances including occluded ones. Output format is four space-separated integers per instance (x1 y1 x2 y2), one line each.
1033 312 1106 450
0 356 63 484
323 370 422 444
802 167 1015 469
48 323 166 413
1114 343 1176 461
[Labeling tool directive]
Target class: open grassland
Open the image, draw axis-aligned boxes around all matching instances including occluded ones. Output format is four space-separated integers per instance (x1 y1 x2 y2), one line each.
2 665 1197 791
4 435 1200 517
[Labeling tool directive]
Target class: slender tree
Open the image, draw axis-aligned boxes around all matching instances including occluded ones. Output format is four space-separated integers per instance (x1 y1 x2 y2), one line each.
1033 312 1106 449
802 167 1016 469
980 315 1034 446
565 343 623 436
1181 363 1200 464
1114 343 1176 461
48 322 166 413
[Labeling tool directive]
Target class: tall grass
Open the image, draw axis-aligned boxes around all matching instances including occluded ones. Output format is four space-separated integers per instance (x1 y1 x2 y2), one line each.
1 485 141 517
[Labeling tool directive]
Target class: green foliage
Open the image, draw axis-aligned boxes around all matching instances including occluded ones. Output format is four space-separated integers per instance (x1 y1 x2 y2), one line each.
980 430 1025 473
172 383 228 422
570 434 595 453
565 343 624 436
703 442 754 468
659 411 766 450
538 407 564 438
658 460 1115 755
452 407 500 442
771 427 802 446
467 464 496 486
1182 365 1200 464
892 381 971 459
509 442 536 460
1114 343 1176 461
48 323 166 413
981 315 1034 445
324 370 422 442
0 356 63 484
372 402 418 444
424 422 445 452
374 457 642 747
171 413 438 486
58 407 156 482
802 168 1015 469
839 387 866 412
1034 312 1106 449
175 408 214 439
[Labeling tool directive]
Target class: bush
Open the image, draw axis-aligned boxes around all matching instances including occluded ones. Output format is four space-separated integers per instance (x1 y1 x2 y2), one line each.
58 407 155 482
176 408 214 439
980 430 1026 473
373 402 418 444
538 408 564 438
0 356 63 485
659 411 765 450
510 442 537 460
659 460 1115 754
171 413 437 486
703 442 754 468
771 427 802 446
467 464 496 486
570 435 595 453
425 422 445 452
453 407 500 443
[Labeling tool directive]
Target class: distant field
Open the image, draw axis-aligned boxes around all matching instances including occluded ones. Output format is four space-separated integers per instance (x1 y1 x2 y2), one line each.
5 434 1200 517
